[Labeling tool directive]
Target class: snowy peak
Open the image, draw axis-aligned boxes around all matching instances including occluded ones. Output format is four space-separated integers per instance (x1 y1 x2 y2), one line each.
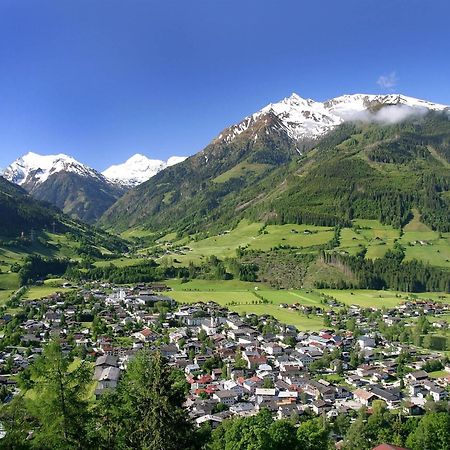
2 151 104 186
218 92 449 144
102 153 187 187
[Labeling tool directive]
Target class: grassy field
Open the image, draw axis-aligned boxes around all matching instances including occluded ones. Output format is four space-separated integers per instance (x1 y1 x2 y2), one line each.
167 279 326 330
94 257 149 268
336 214 450 267
397 210 450 268
339 219 400 259
213 162 270 183
0 271 19 304
0 289 13 305
22 285 70 301
428 370 450 379
162 220 334 265
317 289 449 308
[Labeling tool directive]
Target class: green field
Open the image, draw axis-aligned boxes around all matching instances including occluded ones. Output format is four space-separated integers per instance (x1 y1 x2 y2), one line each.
94 257 149 268
167 279 326 330
23 285 69 301
161 220 334 265
317 289 449 308
213 162 270 183
0 289 13 305
0 271 19 304
168 281 447 329
339 219 400 259
336 214 450 267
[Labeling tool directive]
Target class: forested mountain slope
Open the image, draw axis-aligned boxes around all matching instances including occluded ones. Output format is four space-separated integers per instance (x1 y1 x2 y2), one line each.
101 111 450 236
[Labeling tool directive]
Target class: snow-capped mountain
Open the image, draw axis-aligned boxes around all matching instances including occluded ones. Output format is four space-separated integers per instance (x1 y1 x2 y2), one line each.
2 152 124 224
217 93 448 144
2 151 106 187
102 154 187 187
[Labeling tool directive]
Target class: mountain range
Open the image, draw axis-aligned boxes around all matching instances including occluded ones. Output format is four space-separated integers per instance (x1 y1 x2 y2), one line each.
2 152 187 222
99 92 450 234
2 92 449 233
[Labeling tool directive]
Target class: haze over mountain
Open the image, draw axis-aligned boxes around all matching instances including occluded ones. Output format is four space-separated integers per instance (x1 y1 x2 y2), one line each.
99 92 450 234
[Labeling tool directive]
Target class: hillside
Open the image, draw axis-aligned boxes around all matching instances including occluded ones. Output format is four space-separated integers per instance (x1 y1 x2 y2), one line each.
0 176 58 237
0 175 127 294
100 110 301 233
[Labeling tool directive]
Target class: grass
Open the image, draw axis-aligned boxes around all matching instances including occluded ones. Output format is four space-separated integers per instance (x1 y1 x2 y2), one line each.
120 228 156 239
249 224 334 251
167 279 260 291
0 272 19 290
0 272 19 305
335 214 450 267
164 220 334 265
344 219 400 259
212 162 270 183
167 279 326 330
317 289 407 308
94 257 149 268
23 285 69 301
428 370 450 379
0 290 13 305
318 289 450 308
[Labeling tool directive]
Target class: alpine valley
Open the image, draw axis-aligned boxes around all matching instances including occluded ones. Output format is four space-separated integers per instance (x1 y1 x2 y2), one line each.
2 91 450 450
1 92 450 296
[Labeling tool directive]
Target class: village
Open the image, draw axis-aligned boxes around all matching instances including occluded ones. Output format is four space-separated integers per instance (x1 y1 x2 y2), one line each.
0 282 449 443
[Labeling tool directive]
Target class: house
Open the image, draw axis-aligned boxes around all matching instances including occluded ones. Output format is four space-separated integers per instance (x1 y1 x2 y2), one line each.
422 381 448 402
202 317 221 336
370 386 401 408
304 380 335 402
262 342 283 355
134 328 157 342
94 366 121 397
95 354 118 368
405 370 428 383
312 399 331 415
358 336 376 349
353 388 377 406
223 380 245 396
402 402 425 416
213 390 237 405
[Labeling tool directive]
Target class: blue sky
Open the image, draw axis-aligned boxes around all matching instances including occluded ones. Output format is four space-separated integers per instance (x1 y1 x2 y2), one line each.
1 0 450 170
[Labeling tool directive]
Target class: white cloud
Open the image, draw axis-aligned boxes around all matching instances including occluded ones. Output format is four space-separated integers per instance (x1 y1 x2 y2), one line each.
377 71 398 89
340 104 428 125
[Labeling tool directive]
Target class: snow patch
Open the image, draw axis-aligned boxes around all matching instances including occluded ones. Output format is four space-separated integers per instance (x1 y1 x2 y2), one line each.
102 154 187 187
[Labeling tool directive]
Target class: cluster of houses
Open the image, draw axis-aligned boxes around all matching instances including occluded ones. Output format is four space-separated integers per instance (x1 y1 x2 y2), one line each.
0 284 449 432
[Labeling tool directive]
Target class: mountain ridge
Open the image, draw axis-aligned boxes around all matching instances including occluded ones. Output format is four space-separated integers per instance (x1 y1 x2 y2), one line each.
2 151 187 222
99 92 450 234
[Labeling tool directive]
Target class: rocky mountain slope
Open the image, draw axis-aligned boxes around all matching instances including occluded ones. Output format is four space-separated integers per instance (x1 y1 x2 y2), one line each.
3 151 188 222
2 152 125 223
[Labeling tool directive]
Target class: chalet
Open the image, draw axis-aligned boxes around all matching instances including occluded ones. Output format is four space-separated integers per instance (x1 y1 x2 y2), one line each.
213 390 237 405
353 388 377 406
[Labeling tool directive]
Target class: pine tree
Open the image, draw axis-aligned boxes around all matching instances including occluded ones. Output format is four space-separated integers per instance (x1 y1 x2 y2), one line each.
28 340 92 449
99 349 195 450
